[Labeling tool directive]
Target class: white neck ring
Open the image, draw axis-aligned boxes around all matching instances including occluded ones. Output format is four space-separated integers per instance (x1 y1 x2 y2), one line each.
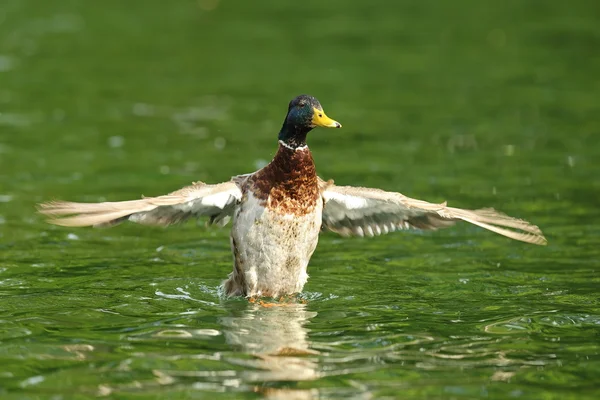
279 140 308 151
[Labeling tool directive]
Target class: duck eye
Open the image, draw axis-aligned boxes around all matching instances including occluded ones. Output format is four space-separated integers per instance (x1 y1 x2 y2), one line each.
319 113 322 117
299 103 305 108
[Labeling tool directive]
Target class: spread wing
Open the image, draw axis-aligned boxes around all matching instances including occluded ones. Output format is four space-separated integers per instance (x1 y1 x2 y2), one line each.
319 180 546 245
38 181 242 228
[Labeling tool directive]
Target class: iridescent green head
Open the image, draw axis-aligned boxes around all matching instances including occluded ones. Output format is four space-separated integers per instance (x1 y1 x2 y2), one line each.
278 95 341 148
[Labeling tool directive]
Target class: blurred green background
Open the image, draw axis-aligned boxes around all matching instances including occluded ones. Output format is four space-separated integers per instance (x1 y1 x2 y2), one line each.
1 0 599 398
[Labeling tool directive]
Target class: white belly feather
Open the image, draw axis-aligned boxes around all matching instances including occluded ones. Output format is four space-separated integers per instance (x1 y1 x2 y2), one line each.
229 191 322 297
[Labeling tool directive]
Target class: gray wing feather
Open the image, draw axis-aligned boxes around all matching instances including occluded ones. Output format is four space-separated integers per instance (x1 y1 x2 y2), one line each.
320 182 546 245
38 181 242 228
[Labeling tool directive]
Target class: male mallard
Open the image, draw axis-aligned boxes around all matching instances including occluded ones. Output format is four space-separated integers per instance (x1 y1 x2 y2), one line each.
39 95 546 298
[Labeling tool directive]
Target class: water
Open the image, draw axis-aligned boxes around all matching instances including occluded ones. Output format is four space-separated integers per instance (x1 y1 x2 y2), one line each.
1 0 599 398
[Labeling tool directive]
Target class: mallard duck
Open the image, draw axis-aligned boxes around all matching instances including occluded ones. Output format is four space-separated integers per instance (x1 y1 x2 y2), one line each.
39 95 546 298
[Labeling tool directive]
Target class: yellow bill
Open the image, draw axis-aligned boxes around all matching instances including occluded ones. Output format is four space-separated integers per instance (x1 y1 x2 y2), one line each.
312 107 342 128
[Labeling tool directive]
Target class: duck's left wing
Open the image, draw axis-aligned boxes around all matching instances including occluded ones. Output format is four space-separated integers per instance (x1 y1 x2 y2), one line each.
319 181 546 245
38 181 242 228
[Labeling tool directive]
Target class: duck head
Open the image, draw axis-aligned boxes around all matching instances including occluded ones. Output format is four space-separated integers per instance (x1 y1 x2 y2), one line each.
278 95 341 149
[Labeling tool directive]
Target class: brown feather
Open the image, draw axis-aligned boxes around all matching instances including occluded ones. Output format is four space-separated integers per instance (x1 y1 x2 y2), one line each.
249 144 319 216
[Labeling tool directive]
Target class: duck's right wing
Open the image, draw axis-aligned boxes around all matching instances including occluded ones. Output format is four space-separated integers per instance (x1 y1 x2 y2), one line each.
38 181 242 228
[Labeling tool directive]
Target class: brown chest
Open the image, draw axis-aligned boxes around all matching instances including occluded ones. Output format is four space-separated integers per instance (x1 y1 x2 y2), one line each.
249 145 320 216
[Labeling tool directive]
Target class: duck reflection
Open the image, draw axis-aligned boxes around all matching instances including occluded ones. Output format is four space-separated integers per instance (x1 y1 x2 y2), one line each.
219 301 319 383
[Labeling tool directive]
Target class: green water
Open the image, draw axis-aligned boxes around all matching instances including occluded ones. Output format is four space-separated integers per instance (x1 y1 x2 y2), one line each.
1 0 599 398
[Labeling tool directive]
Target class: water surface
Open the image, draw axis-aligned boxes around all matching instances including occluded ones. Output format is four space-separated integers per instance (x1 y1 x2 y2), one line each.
1 0 599 398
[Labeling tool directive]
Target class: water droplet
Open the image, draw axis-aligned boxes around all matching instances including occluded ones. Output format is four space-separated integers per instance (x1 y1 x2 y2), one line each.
214 136 226 150
566 155 575 167
108 135 124 148
0 54 17 72
0 112 36 127
503 145 515 156
20 375 44 388
132 102 155 117
254 159 268 169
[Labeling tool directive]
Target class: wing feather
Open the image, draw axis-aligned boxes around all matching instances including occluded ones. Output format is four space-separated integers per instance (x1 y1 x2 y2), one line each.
320 182 546 245
38 180 242 228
